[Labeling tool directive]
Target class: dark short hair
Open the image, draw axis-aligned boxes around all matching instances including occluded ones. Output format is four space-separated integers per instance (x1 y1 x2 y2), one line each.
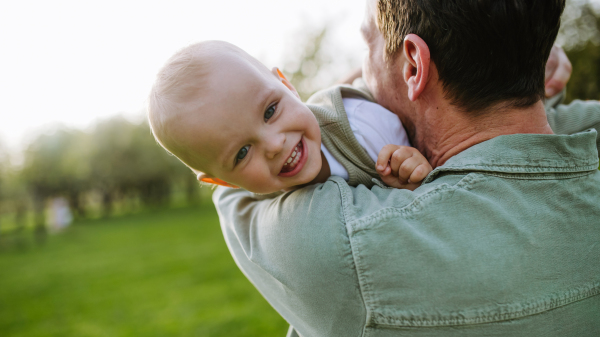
377 0 566 114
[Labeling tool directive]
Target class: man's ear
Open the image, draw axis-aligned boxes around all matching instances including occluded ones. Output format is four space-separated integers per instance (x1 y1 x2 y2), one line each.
403 34 430 102
272 67 301 99
197 173 239 188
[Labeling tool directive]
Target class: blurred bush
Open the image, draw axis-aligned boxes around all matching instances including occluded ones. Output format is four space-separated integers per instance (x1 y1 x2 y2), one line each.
558 0 600 102
0 117 201 239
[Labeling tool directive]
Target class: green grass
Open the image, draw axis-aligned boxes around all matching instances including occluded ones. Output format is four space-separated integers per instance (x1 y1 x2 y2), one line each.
0 205 289 337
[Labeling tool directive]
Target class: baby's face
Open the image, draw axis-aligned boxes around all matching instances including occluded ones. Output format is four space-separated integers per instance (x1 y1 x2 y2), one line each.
176 55 322 193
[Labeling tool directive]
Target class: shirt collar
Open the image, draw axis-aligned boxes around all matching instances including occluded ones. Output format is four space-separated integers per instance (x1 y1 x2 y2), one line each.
423 129 599 184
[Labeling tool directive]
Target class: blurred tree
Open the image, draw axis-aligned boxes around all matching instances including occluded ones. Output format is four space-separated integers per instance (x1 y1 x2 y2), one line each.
557 0 600 50
280 23 362 102
283 27 331 101
125 119 193 206
88 117 186 216
19 116 197 221
0 144 29 245
565 40 600 102
558 0 600 102
0 142 7 233
21 128 90 230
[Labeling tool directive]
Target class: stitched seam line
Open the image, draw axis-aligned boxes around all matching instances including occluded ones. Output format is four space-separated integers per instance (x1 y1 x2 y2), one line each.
482 171 593 180
332 179 370 337
347 181 464 235
371 282 600 327
439 162 597 172
424 163 598 182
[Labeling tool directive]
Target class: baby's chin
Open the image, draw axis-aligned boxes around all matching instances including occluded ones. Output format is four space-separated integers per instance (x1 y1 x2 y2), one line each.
243 156 323 194
248 180 312 194
244 176 318 194
281 164 326 192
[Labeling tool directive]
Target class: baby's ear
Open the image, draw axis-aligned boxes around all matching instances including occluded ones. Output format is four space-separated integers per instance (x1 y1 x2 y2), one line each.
197 173 239 188
272 67 300 99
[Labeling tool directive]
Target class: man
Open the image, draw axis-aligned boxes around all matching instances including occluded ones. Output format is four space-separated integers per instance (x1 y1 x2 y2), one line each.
214 0 600 336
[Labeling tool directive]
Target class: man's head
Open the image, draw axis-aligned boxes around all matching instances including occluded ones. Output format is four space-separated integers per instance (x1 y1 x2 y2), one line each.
362 0 565 115
147 41 322 193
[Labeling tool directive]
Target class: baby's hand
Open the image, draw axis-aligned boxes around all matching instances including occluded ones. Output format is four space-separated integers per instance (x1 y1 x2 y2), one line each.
376 145 432 191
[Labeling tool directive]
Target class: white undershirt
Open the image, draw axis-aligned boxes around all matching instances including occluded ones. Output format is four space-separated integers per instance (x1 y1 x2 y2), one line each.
320 98 410 181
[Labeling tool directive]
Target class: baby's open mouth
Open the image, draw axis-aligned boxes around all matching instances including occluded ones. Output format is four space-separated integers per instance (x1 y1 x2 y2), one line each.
280 141 303 174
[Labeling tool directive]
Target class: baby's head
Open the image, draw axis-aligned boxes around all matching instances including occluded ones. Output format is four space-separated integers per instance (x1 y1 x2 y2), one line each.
148 41 322 194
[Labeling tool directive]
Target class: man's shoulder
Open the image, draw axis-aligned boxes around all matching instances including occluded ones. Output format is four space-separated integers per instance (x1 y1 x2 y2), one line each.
213 175 420 232
213 177 348 221
213 178 370 335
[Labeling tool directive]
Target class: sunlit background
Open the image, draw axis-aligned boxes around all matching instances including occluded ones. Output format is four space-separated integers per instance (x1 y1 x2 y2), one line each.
1 0 599 336
0 0 366 156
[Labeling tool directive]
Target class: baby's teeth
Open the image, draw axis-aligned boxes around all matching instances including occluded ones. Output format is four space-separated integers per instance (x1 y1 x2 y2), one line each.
292 151 296 157
287 157 292 164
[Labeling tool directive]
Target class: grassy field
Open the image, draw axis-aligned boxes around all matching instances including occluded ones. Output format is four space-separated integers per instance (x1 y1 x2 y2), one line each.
0 205 289 337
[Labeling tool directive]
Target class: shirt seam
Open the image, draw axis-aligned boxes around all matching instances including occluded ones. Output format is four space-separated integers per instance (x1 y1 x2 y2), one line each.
371 282 600 328
424 165 598 183
347 182 460 236
332 178 369 337
482 170 594 180
438 163 597 172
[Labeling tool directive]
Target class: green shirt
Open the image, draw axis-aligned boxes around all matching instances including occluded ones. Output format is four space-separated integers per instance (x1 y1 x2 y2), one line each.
213 100 600 337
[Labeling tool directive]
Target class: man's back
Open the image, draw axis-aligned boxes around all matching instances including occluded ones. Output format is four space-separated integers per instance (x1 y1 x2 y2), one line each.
214 129 600 336
339 130 600 336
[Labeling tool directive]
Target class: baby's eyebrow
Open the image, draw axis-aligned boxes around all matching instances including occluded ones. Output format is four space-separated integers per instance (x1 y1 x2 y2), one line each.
258 86 276 111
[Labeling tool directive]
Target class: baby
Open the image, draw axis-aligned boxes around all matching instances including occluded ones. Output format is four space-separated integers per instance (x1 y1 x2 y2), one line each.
147 41 432 194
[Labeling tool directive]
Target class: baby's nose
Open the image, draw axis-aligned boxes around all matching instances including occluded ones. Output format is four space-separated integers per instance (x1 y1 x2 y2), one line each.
265 133 285 159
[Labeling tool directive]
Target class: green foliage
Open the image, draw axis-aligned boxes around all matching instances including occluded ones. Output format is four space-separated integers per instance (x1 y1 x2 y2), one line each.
557 0 600 50
283 27 331 101
21 129 90 198
559 0 600 103
565 41 600 102
86 117 188 209
0 142 8 202
14 117 198 219
0 206 289 336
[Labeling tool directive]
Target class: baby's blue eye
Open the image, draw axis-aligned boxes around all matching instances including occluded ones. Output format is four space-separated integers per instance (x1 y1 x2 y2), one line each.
264 105 276 121
236 146 249 162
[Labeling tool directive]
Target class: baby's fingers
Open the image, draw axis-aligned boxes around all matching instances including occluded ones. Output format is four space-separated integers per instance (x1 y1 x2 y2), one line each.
376 144 401 172
378 170 402 188
408 162 433 183
396 155 424 182
388 147 415 176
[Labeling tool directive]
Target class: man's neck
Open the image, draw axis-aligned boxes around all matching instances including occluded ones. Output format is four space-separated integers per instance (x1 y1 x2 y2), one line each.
413 100 553 168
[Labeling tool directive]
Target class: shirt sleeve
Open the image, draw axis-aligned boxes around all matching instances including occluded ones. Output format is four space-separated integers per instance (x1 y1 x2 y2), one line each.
212 181 366 337
546 99 600 154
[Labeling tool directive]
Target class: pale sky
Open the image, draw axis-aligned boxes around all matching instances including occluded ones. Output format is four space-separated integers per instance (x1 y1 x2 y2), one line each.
3 0 598 156
0 0 366 153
